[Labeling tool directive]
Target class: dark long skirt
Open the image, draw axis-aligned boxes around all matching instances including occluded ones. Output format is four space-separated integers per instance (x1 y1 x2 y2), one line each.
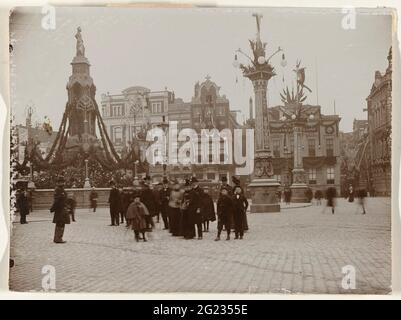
181 209 195 239
169 207 182 236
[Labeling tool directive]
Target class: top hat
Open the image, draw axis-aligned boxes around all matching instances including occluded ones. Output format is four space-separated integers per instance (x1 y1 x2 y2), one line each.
221 176 228 182
190 176 198 184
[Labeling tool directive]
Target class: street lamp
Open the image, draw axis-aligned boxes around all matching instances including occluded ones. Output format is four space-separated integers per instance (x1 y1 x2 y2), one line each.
158 115 169 178
84 158 91 188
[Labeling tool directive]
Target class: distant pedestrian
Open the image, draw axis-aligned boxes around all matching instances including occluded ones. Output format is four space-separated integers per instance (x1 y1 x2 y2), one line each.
89 187 98 212
50 176 70 244
118 187 125 224
215 187 234 241
108 181 121 226
284 187 292 205
232 186 248 240
324 187 337 214
356 189 367 215
16 188 30 224
305 188 313 203
348 185 354 203
66 192 77 222
314 190 323 205
126 193 149 242
121 188 131 226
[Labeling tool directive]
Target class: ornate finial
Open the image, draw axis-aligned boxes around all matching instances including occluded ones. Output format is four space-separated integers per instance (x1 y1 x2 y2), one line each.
75 26 85 57
205 74 211 81
252 13 263 41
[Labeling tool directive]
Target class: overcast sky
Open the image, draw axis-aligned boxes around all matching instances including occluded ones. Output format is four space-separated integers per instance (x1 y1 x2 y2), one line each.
10 6 392 132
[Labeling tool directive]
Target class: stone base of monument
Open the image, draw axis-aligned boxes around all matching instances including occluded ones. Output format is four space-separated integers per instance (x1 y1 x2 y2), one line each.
290 183 309 203
248 178 280 213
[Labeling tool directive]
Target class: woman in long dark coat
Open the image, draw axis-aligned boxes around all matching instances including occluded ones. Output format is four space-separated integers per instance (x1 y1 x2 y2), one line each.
50 177 70 243
200 188 215 232
168 183 183 236
232 186 248 239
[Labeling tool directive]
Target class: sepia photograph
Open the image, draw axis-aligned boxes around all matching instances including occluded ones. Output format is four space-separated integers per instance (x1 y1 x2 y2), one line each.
8 6 393 294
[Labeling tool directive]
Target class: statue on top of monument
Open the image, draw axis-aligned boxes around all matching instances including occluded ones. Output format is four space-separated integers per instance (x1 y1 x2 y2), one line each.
75 27 85 57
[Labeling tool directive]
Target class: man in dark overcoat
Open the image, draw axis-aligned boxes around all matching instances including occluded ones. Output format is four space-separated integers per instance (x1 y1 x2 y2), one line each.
16 188 30 224
50 176 70 243
159 177 171 230
108 180 121 226
140 179 156 231
189 177 203 239
232 185 248 239
215 187 234 241
89 187 98 212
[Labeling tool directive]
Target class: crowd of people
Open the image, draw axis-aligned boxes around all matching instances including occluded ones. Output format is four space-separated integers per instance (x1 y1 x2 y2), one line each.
105 175 249 242
15 175 369 244
46 175 249 244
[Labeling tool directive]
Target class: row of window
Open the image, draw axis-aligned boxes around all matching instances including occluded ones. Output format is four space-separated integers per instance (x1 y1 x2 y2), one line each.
371 100 388 129
102 101 167 117
272 138 334 157
276 167 335 185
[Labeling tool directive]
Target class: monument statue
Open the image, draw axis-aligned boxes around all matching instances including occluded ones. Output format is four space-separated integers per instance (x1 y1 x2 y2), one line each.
75 27 85 57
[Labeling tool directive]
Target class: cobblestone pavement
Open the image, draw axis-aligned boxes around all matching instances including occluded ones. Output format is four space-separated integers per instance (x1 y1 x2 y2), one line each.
9 198 391 294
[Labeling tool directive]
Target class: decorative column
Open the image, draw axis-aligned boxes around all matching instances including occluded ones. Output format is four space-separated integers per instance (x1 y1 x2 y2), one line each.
290 120 308 202
236 14 281 213
247 77 280 212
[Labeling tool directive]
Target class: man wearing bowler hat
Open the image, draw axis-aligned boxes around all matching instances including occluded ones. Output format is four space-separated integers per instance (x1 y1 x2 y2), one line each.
50 176 70 244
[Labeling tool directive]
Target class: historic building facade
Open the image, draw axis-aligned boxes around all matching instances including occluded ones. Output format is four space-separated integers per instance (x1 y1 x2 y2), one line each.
339 119 370 196
268 104 341 193
366 47 392 196
100 86 175 153
100 76 240 182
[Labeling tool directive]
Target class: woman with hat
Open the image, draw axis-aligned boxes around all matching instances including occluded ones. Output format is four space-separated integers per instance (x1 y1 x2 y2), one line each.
126 192 149 242
50 176 70 243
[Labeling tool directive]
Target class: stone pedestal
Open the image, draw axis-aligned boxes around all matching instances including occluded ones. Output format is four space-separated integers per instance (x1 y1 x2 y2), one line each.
249 178 280 213
290 168 308 203
83 178 91 188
